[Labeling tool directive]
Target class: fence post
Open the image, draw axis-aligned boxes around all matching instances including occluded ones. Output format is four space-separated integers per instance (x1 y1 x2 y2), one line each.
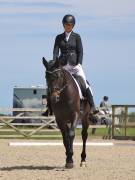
124 106 128 138
112 105 115 138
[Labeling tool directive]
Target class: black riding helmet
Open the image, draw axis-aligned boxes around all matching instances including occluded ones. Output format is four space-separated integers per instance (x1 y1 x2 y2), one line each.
62 14 75 26
103 96 109 101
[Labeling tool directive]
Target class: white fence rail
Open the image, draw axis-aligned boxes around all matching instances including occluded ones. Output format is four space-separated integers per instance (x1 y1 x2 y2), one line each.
0 107 110 138
0 108 57 138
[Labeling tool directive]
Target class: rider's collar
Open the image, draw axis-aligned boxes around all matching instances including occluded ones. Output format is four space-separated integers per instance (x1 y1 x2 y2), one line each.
65 31 72 41
65 31 72 36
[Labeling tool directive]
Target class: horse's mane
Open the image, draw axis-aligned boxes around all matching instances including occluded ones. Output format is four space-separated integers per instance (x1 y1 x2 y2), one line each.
47 60 74 81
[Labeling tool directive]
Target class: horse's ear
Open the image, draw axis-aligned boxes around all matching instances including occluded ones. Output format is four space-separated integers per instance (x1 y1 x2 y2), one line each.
42 57 48 69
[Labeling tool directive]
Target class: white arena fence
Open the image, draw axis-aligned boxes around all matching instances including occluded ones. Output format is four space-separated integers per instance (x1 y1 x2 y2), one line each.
0 106 135 139
0 108 57 138
112 105 135 140
0 107 108 138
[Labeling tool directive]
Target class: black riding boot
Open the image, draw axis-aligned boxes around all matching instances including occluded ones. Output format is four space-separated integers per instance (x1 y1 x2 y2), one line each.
86 88 98 114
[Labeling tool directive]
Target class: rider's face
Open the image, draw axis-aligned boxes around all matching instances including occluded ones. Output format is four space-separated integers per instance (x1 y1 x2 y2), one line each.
64 23 73 32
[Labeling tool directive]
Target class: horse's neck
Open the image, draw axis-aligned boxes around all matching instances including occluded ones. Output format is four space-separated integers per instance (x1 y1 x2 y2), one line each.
62 69 78 95
63 69 75 85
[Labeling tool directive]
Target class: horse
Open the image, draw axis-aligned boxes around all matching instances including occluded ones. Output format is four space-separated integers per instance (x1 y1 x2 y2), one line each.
42 57 91 168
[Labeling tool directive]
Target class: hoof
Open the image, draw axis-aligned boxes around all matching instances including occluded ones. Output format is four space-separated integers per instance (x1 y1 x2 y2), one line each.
80 161 87 167
65 162 74 169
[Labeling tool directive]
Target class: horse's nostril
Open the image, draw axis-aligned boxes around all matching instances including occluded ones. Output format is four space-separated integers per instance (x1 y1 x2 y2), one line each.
56 96 60 101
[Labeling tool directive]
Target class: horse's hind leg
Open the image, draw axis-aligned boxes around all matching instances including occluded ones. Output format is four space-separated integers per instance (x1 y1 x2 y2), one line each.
80 117 89 167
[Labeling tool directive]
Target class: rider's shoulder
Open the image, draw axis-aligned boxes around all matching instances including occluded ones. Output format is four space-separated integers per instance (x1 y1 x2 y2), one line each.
56 33 65 39
72 32 81 38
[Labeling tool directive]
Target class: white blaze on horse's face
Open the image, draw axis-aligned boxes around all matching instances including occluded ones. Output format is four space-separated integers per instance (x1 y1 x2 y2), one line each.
51 90 60 104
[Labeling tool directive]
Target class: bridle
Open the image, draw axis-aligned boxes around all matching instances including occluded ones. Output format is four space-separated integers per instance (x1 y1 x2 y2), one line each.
46 68 69 95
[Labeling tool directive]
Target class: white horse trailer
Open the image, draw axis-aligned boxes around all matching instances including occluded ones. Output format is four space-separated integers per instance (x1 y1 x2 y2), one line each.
13 86 47 123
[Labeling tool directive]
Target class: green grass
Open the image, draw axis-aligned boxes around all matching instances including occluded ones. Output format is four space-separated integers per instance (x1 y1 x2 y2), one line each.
113 128 135 136
0 128 110 139
0 127 134 139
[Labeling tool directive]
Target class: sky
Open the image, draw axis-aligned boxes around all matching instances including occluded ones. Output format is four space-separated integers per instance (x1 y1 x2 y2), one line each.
0 0 135 107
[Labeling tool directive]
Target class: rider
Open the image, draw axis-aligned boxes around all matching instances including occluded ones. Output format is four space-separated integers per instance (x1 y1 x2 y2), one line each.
100 96 111 115
53 14 97 114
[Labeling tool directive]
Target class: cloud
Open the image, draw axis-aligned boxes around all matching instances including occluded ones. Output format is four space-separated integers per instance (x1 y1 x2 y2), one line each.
71 0 135 16
1 0 66 2
0 0 72 14
1 0 135 17
0 1 71 8
0 6 68 14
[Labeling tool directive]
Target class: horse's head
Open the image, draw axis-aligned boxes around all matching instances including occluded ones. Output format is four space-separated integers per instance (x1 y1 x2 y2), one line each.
42 57 65 104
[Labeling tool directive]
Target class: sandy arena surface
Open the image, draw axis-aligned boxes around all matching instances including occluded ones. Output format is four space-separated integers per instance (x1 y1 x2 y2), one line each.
0 139 135 180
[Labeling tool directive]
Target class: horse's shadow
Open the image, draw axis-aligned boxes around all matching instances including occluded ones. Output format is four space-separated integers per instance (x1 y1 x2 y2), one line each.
0 165 65 171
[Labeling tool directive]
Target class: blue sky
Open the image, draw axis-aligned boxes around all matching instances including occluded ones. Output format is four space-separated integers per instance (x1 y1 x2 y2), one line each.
0 0 135 107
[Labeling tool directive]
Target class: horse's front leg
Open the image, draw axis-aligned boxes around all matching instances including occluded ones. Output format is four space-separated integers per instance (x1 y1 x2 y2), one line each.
80 115 89 167
66 113 79 168
61 125 75 169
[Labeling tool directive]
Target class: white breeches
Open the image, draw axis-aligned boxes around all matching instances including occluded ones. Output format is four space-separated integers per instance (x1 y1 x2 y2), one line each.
63 63 93 95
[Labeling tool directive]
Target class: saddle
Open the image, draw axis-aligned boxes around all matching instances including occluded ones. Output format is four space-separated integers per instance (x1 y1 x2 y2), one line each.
72 74 86 98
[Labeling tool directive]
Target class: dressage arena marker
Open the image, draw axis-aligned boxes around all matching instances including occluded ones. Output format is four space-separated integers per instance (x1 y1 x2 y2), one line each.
9 142 114 147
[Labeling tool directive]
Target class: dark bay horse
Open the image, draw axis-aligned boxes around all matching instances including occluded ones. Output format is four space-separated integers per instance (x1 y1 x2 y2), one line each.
42 57 91 168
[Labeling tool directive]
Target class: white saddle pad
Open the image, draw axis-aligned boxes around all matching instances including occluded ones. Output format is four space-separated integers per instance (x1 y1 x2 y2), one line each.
72 76 84 100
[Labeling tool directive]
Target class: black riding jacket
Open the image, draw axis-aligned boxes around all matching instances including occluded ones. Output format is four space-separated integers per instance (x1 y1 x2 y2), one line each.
53 31 83 66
